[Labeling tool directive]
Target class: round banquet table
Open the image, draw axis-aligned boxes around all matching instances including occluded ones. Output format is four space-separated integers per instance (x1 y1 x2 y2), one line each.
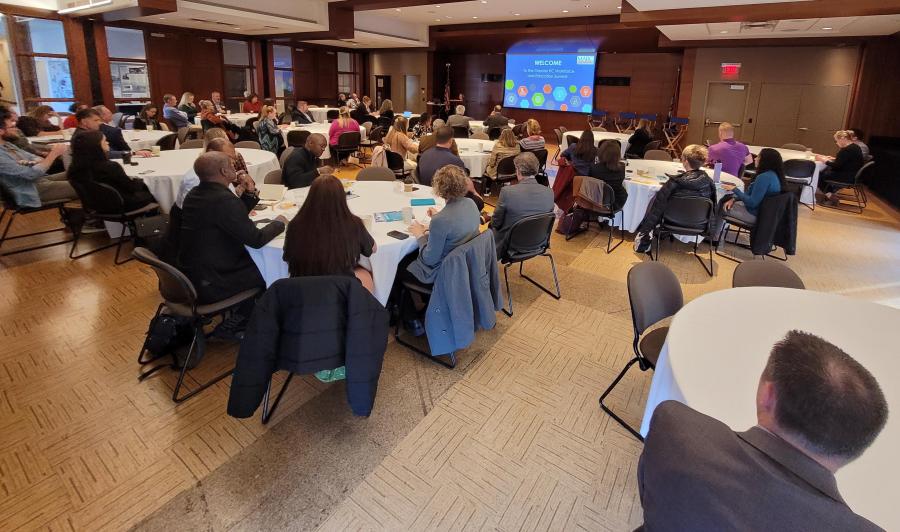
117 148 279 212
28 129 173 152
246 181 446 306
564 131 631 158
748 145 825 206
453 138 495 178
308 107 340 123
192 113 256 128
280 123 367 160
640 287 899 530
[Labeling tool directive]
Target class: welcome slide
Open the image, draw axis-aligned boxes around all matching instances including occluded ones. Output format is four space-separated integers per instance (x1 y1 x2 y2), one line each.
503 52 596 113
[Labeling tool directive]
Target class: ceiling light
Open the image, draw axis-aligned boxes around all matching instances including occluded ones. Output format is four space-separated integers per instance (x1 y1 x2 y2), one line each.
514 13 520 16
159 17 166 19
719 30 728 34
472 16 478 18
584 4 591 7
822 26 833 30
234 27 240 29
435 18 441 21
481 0 488 3
395 8 401 11
617 5 621 8
562 9 569 12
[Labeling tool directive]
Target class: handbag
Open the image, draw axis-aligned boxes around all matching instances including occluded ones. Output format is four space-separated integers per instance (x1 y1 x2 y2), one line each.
134 214 168 239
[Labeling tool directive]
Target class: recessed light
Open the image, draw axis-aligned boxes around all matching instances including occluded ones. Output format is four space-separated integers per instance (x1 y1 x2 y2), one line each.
480 0 487 3
435 18 441 21
617 5 621 8
822 26 833 30
445 15 453 18
562 9 569 13
234 27 240 29
159 16 166 19
394 8 401 11
584 4 591 7
719 30 728 34
472 16 478 18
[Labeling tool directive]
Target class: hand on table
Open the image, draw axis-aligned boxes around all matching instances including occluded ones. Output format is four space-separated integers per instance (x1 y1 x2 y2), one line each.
408 221 427 238
721 183 736 191
134 150 153 158
275 215 289 226
426 207 440 217
48 143 69 157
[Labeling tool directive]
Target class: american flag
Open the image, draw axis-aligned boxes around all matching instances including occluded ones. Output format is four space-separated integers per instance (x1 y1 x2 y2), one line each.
444 79 450 113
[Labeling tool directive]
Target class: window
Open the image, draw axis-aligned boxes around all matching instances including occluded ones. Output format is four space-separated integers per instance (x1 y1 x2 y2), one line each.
8 17 74 112
272 45 293 113
222 39 254 113
105 27 150 101
337 52 361 96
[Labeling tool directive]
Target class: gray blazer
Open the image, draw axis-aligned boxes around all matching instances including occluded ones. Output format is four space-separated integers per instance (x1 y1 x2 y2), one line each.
490 176 554 255
639 401 883 531
407 196 481 284
446 114 474 129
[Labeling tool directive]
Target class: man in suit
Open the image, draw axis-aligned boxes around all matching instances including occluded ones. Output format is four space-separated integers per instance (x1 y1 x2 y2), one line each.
282 133 333 189
210 90 227 115
489 152 553 255
178 151 287 306
639 330 888 531
446 105 474 130
417 126 464 186
74 108 151 160
483 105 510 130
291 101 316 124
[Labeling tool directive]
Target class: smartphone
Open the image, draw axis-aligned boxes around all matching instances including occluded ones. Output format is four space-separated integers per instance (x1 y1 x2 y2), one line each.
387 230 409 240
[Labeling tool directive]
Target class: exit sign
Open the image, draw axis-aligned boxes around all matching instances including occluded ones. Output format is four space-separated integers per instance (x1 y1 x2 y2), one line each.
721 63 742 79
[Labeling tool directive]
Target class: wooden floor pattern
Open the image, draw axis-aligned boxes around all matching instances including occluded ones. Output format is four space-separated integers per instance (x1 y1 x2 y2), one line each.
1 163 899 531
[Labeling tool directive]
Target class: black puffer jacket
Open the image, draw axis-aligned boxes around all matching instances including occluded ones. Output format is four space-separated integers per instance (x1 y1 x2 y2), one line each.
638 169 716 234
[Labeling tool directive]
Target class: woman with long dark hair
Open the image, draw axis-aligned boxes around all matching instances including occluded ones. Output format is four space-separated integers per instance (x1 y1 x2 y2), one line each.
282 175 375 293
720 147 785 226
67 129 155 212
589 139 628 210
561 129 598 176
133 103 161 130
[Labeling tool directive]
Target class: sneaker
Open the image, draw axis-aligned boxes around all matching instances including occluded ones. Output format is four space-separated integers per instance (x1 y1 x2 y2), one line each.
633 232 652 254
212 314 248 341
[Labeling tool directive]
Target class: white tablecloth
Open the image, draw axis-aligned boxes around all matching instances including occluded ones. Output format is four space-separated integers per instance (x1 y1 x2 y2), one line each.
640 287 899 530
565 131 631 158
28 129 173 152
748 145 825 206
281 123 367 160
117 148 279 212
455 138 495 178
247 182 445 305
308 107 340 123
193 113 256 128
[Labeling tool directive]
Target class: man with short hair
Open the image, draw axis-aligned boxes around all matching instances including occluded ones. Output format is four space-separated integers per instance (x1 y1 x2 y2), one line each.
291 101 315 124
446 105 474 129
210 90 227 114
489 152 553 255
639 330 888 531
707 122 752 177
417 126 464 186
483 105 510 130
162 93 189 129
282 133 334 189
175 138 257 209
348 93 361 110
73 108 150 160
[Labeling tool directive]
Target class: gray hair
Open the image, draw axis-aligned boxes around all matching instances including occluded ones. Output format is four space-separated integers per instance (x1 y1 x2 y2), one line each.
514 152 539 177
456 105 465 115
432 118 445 128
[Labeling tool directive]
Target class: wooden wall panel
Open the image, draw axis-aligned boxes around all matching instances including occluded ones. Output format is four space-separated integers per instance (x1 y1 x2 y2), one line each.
185 37 224 101
676 48 696 118
146 31 186 102
295 47 338 105
317 50 338 101
847 37 900 140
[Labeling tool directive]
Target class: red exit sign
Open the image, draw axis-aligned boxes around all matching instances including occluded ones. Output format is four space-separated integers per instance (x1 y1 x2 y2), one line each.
721 63 741 79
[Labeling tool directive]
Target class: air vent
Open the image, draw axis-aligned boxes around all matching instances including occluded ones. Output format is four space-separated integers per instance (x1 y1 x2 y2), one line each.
740 21 776 30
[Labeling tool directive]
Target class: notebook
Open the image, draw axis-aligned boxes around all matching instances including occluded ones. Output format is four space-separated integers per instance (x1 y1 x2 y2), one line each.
410 198 436 206
257 184 286 202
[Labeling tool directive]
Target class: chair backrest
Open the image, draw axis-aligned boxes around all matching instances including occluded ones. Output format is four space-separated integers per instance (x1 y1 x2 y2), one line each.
376 116 392 129
488 127 502 140
337 131 361 147
385 150 405 172
782 143 807 151
357 166 396 181
661 196 714 233
156 133 177 151
112 112 124 128
853 160 875 184
565 135 579 148
496 155 517 179
408 116 420 130
471 132 489 140
264 169 283 184
530 148 548 172
180 139 204 149
452 125 469 138
176 126 191 144
245 117 259 130
71 179 125 215
643 149 671 161
235 140 261 150
286 129 310 147
279 146 295 168
783 159 816 179
361 121 373 134
326 109 340 121
732 261 805 289
368 126 385 143
572 174 615 212
627 262 683 338
591 126 607 132
132 247 199 307
500 212 555 261
643 140 662 153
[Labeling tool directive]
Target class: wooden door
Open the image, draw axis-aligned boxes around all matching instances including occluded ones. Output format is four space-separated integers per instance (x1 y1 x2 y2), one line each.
702 82 749 144
404 75 420 114
753 83 803 149
375 75 391 108
797 84 850 154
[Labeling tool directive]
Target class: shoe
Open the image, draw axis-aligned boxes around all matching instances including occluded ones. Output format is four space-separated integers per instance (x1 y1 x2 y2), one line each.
633 232 652 254
212 314 248 341
404 319 426 337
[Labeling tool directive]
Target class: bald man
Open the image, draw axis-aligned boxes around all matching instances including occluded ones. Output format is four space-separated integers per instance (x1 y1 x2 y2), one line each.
178 151 286 309
282 133 333 189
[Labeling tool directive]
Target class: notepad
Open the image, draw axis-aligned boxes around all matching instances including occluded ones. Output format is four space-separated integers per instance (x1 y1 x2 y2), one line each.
258 184 286 202
410 198 436 206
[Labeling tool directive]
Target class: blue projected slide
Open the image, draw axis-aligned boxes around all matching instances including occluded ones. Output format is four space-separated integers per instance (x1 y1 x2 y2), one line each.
504 49 597 114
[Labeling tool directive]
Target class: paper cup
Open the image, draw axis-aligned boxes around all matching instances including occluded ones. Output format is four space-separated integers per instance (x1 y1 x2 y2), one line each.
151 146 161 156
402 207 413 224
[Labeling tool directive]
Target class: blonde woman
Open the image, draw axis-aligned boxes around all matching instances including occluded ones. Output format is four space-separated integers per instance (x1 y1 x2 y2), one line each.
327 106 361 155
178 92 198 122
626 118 654 158
377 99 394 120
254 105 284 154
816 130 864 205
17 105 61 137
519 118 545 150
384 116 418 170
484 128 521 179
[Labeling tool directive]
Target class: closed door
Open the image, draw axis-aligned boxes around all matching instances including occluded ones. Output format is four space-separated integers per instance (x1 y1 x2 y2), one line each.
753 83 804 149
797 85 850 153
374 75 391 109
404 75 420 114
702 82 749 144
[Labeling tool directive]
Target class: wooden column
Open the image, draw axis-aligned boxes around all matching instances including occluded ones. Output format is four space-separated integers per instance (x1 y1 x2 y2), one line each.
61 17 94 105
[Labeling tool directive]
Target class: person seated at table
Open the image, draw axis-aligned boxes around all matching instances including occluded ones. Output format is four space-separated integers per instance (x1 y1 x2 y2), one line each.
348 93 361 110
589 139 628 211
490 152 554 255
484 128 521 180
850 128 870 159
283 133 334 189
254 105 284 156
639 330 887 531
417 132 459 157
519 119 545 151
283 174 376 293
178 151 287 311
67 130 155 212
133 103 161 130
412 113 433 139
63 102 88 129
395 164 481 330
74 108 151 160
198 100 242 140
707 122 752 177
377 99 394 121
633 144 716 254
291 101 316 124
15 105 62 138
162 94 190 130
0 104 74 208
242 94 262 115
483 105 510 130
337 93 348 107
626 118 654 158
417 126 464 186
560 129 598 176
92 105 134 153
327 107 360 163
384 116 418 171
816 130 865 206
177 92 198 123
176 134 254 208
719 147 784 230
210 90 227 115
446 105 474 130
360 96 373 115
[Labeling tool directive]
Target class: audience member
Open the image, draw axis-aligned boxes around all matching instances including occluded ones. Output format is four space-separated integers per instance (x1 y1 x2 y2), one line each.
199 100 241 138
242 94 262 114
0 105 73 208
418 132 459 156
561 129 598 176
283 174 376 293
412 113 433 139
327 107 360 161
719 147 784 229
337 93 348 107
63 102 87 129
291 101 316 124
483 105 510 130
210 90 227 114
417 126 464 186
626 118 654 158
850 128 870 159
2 123 51 159
484 128 521 179
133 103 161 130
639 330 887 531
75 108 151 160
383 116 418 170
589 140 628 211
816 130 864 206
519 119 545 151
283 133 333 189
361 95 373 114
176 135 254 208
163 94 190 130
177 92 198 123
446 105 474 129
67 130 155 211
377 99 394 121
633 144 715 253
490 152 554 255
707 122 752 177
254 105 284 155
348 93 361 110
15 105 62 138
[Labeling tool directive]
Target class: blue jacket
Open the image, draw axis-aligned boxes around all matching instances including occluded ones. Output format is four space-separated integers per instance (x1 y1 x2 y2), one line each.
163 104 190 130
0 141 46 208
423 230 503 356
408 196 480 284
734 170 781 215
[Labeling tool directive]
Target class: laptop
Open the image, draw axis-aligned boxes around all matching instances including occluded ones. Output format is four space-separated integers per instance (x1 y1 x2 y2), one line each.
257 184 286 202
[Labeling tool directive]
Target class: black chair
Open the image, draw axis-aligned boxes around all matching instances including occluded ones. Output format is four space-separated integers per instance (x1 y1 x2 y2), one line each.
732 260 804 289
487 127 502 141
132 247 260 403
286 129 310 148
564 175 625 253
484 155 518 199
717 192 796 263
408 116 420 130
333 131 362 167
530 148 549 175
652 196 716 276
244 117 259 132
822 160 874 214
376 116 392 130
385 150 409 180
69 180 159 264
642 140 662 156
452 125 469 139
565 135 579 148
497 212 560 317
784 159 817 211
326 109 340 122
0 179 73 256
600 262 683 441
155 133 177 151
